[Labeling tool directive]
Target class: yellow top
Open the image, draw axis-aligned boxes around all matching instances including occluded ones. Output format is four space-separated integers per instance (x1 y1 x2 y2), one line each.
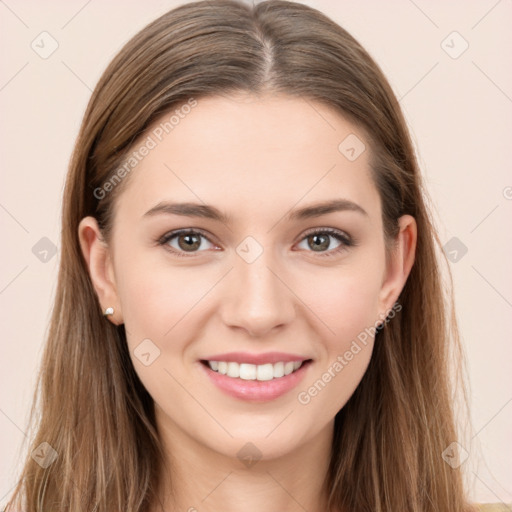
475 505 512 511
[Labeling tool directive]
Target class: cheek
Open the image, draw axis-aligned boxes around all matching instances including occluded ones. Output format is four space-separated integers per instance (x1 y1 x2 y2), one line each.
118 263 208 343
295 269 381 416
297 262 383 347
117 246 384 346
116 261 211 400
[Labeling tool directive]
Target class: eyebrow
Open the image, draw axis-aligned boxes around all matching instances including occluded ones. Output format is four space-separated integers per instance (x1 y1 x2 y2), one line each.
142 198 368 223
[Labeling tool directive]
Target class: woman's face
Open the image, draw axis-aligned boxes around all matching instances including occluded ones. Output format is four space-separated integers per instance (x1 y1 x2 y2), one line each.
81 93 415 461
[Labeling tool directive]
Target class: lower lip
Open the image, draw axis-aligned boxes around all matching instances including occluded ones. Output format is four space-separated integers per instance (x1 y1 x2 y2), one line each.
198 360 312 402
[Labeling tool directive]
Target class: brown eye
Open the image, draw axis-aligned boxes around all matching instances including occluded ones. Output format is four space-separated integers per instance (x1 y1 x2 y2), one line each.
306 233 332 252
177 233 202 251
296 228 354 258
158 229 216 256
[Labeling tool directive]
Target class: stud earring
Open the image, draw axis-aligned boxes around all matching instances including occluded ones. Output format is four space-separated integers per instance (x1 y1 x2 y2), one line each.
103 307 114 316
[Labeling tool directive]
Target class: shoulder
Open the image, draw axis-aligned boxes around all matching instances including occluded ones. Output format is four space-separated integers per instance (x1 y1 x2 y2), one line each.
474 504 512 511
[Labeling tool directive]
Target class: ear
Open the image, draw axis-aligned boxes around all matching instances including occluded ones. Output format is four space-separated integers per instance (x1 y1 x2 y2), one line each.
377 214 417 321
78 216 123 325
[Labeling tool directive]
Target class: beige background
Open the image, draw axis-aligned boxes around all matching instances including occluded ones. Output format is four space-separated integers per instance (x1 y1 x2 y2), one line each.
1 0 511 506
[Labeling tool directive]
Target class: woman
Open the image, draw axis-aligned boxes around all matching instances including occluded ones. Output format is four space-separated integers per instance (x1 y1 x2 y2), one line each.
4 1 506 510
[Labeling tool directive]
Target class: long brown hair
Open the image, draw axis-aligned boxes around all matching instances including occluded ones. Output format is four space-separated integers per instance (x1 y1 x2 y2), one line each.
5 1 475 510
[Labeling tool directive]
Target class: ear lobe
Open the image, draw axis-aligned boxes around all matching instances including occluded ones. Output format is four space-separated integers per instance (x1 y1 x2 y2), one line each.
377 214 417 319
78 216 122 325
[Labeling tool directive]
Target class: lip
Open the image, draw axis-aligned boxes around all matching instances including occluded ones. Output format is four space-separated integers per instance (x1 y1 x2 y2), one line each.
197 358 313 402
200 351 309 365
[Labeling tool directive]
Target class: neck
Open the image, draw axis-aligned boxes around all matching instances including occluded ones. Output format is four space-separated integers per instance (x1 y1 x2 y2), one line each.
152 414 335 512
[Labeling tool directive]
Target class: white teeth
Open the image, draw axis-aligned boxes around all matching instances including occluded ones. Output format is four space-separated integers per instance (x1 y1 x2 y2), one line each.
206 360 306 380
239 363 256 380
256 363 274 381
273 362 284 378
227 362 239 378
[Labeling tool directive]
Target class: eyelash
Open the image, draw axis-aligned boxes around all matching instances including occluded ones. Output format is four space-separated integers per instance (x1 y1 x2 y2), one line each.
157 227 355 259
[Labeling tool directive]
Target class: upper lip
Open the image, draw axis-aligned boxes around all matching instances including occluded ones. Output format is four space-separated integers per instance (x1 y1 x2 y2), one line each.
201 352 311 365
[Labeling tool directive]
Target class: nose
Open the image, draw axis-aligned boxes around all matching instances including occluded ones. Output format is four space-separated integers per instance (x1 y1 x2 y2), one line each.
219 246 296 338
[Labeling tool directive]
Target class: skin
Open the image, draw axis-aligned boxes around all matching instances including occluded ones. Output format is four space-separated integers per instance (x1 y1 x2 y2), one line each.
79 92 416 512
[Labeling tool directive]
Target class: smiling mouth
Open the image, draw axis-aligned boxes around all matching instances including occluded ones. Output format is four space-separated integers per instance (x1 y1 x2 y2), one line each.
200 359 313 381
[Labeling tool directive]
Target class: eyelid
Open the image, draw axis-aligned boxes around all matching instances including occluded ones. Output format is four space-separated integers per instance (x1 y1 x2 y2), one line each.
298 226 352 244
157 227 216 246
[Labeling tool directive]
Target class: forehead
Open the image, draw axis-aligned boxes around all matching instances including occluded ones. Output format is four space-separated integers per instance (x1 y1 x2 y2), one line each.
115 93 380 225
